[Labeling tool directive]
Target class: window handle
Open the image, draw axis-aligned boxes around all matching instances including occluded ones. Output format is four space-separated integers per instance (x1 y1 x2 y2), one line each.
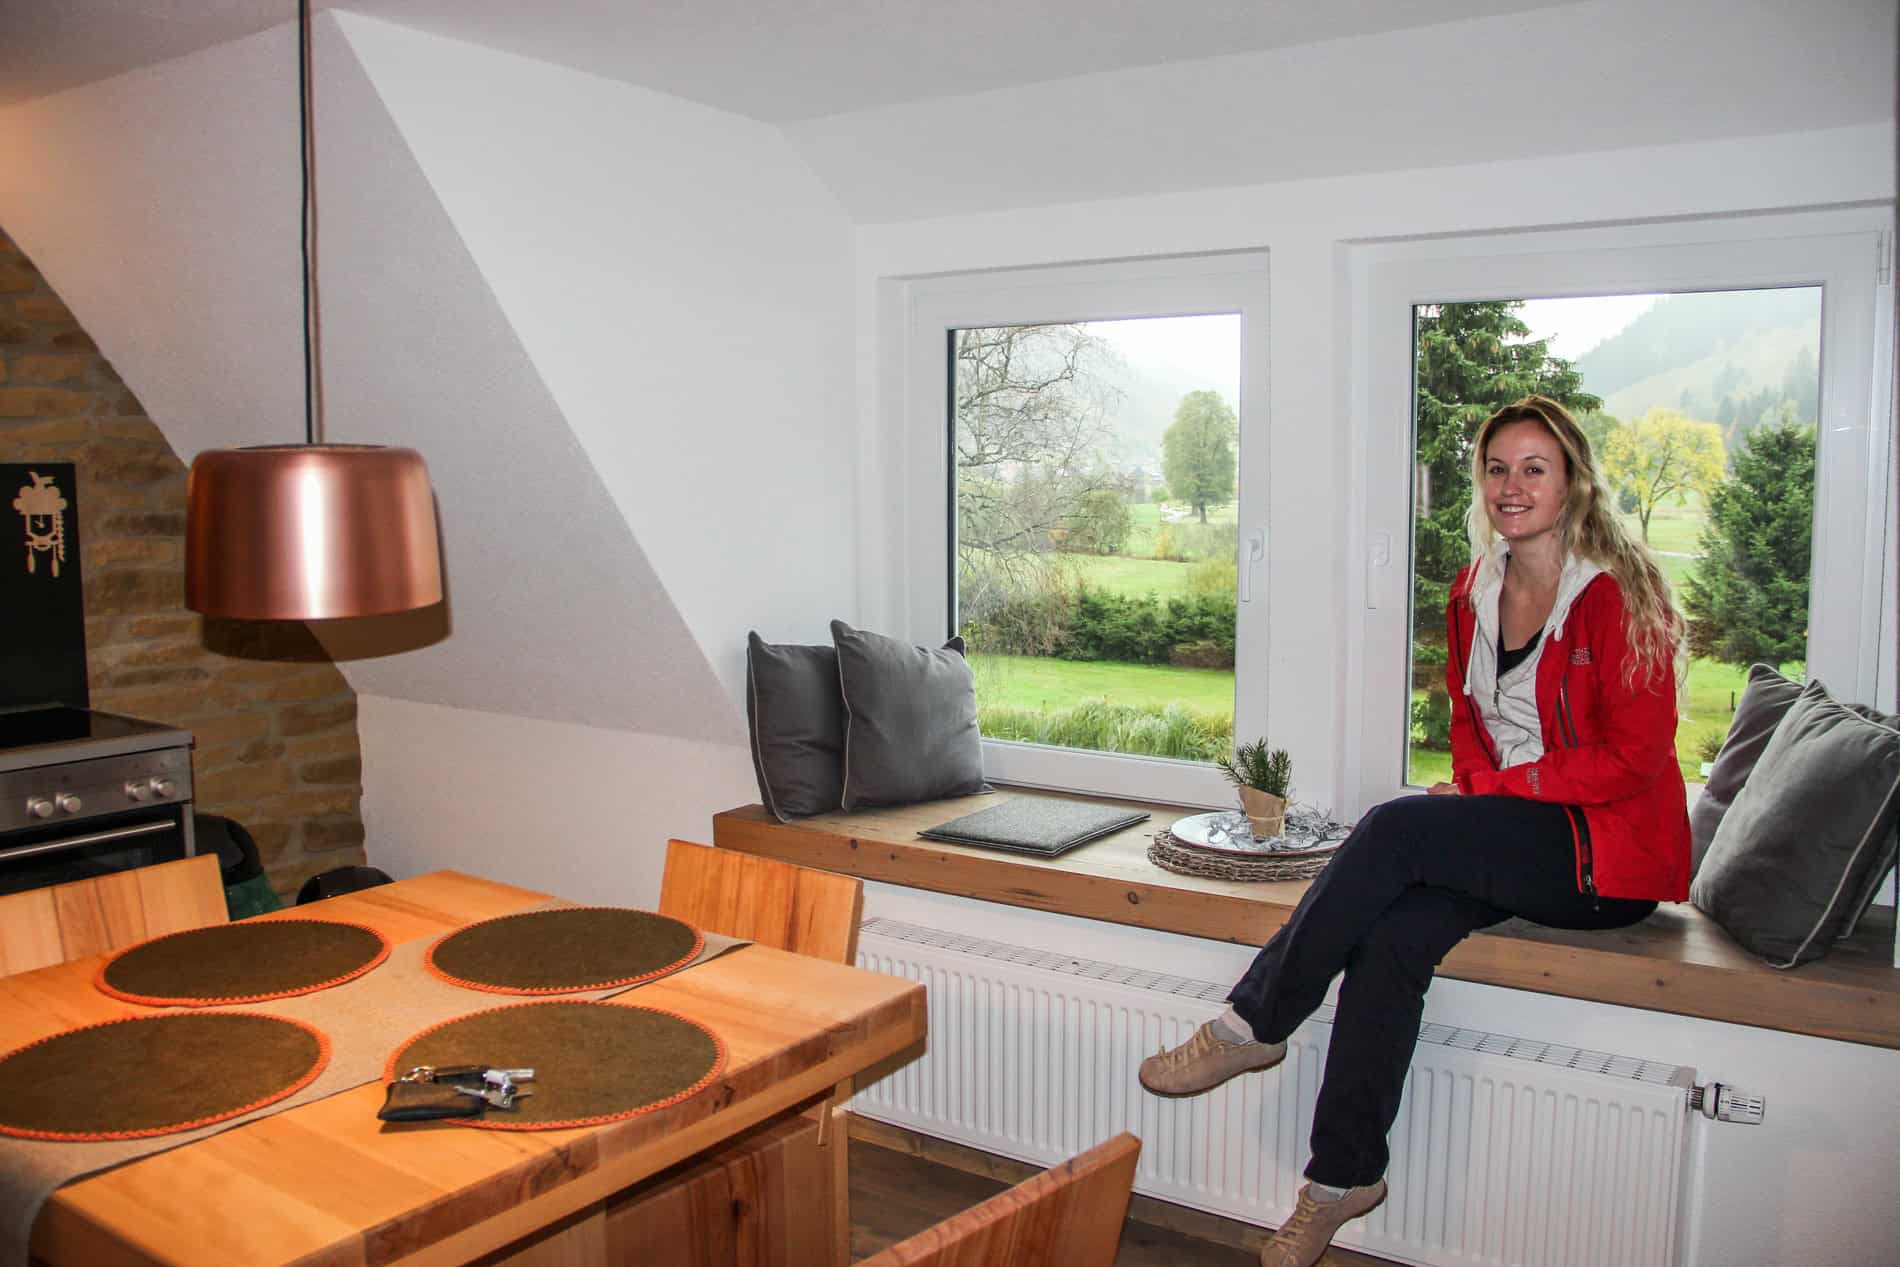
1366 530 1392 609
1239 528 1266 603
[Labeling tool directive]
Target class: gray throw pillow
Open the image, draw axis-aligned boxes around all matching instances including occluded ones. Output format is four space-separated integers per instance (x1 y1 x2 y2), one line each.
1689 663 1803 875
831 620 989 810
1691 680 1900 968
1691 665 1898 935
745 633 844 821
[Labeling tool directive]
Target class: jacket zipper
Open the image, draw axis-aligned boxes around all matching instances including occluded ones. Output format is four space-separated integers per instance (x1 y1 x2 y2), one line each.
1558 658 1596 905
1566 804 1598 904
1557 666 1579 748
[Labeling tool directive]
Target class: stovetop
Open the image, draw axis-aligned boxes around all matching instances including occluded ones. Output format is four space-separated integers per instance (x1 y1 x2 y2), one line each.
0 707 194 774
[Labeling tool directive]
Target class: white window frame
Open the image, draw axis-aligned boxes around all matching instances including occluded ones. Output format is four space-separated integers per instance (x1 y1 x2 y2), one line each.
891 252 1271 808
1345 209 1896 811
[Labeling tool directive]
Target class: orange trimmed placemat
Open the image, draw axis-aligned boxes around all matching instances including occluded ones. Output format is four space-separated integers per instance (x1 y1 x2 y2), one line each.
97 919 390 1007
423 907 703 995
0 1012 329 1141
384 999 725 1131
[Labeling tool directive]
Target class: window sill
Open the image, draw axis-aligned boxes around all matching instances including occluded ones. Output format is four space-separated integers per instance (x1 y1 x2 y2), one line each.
711 788 1900 1050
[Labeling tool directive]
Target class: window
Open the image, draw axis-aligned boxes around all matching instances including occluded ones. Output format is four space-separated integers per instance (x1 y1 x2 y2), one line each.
896 255 1270 806
1350 214 1893 809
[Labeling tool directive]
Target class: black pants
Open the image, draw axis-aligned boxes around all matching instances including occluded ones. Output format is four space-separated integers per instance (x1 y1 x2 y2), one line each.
1225 794 1654 1189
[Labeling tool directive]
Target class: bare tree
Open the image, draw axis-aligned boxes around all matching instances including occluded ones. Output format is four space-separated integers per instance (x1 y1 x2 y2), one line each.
953 324 1122 620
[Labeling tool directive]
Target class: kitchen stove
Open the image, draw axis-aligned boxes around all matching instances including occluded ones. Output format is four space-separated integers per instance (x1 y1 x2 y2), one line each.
0 706 195 895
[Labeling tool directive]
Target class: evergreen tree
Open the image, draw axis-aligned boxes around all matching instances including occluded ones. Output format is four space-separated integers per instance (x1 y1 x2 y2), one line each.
1412 303 1599 652
1684 422 1815 665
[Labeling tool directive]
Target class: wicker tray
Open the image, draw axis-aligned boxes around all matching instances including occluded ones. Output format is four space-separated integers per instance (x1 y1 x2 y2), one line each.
1148 828 1337 882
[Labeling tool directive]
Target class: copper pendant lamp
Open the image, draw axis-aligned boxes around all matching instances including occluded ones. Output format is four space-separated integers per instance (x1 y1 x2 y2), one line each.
185 0 441 621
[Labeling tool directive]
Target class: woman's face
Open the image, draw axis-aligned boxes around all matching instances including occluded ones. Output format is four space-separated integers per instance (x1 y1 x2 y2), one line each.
1482 419 1569 546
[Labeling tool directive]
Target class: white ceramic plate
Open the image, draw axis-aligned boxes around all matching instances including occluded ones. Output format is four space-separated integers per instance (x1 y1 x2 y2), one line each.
1168 808 1351 855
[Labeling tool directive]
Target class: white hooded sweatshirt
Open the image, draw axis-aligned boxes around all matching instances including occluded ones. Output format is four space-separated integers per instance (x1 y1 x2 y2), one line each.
1461 541 1605 768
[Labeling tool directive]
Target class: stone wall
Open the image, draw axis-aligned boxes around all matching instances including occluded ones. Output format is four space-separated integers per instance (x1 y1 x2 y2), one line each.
0 222 367 900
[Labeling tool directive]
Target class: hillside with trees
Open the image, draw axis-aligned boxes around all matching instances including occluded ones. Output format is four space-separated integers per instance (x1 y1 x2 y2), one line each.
1574 289 1820 450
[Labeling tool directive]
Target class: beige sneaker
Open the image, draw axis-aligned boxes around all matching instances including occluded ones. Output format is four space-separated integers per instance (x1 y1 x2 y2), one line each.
1259 1180 1387 1267
1138 1021 1286 1096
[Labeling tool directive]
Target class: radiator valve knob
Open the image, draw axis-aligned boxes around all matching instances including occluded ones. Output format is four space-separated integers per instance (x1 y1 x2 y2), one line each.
1691 1082 1765 1125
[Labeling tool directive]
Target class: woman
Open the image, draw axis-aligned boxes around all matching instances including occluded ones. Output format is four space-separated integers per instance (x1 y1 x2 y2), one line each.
1138 395 1689 1267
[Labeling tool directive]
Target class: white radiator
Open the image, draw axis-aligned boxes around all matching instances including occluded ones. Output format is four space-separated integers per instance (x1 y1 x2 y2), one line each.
854 917 1695 1267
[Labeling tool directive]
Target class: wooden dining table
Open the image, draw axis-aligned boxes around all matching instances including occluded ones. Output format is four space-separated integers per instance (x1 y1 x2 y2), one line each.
2 870 926 1267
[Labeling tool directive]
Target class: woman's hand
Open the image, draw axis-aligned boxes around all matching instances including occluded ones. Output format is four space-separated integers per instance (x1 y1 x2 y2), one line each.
1427 782 1461 796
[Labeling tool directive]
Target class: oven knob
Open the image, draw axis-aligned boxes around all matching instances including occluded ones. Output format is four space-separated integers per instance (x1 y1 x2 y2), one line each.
55 793 83 815
25 797 54 819
125 780 151 802
148 777 176 800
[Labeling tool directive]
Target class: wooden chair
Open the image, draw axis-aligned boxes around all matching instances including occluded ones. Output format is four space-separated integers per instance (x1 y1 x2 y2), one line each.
0 853 226 976
858 1133 1141 1267
656 837 864 964
603 839 865 1267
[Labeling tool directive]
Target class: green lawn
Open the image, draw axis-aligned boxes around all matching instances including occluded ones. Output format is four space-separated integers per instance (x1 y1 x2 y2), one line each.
969 652 1235 716
1063 554 1200 599
1124 500 1237 559
1629 495 1706 556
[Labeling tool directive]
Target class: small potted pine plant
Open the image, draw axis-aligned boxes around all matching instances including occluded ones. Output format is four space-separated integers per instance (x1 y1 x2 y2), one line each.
1221 738 1292 839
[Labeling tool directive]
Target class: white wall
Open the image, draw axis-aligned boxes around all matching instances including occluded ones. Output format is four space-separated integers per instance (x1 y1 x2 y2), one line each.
336 13 861 708
0 27 303 464
358 695 756 906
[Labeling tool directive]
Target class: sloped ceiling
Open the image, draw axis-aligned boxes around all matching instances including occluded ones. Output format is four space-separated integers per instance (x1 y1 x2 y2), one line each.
302 20 742 739
3 1 1581 115
782 0 1900 221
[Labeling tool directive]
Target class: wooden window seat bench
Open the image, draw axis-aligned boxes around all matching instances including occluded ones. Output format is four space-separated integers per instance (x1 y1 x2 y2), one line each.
713 788 1900 1050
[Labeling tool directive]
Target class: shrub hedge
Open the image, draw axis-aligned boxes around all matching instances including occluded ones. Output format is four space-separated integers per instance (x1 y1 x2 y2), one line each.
966 585 1237 668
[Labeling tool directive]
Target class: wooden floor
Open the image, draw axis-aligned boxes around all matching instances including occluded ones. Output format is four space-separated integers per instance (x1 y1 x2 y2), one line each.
847 1117 1396 1266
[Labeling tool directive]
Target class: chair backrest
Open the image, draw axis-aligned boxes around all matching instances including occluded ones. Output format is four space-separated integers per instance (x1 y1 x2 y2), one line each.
857 1133 1141 1267
0 853 227 976
658 838 864 964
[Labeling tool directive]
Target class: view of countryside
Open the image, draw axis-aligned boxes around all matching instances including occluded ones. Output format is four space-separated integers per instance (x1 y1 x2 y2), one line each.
952 288 1820 786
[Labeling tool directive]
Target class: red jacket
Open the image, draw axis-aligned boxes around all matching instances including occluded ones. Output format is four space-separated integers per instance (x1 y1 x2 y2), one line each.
1445 564 1690 902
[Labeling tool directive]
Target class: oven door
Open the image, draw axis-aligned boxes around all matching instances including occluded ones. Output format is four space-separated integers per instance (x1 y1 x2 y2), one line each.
0 803 193 897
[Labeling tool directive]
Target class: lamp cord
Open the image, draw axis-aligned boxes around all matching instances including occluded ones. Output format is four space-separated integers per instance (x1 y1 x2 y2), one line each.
298 0 314 446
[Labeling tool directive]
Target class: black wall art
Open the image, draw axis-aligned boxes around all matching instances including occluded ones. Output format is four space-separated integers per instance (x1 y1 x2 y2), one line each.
2 463 87 710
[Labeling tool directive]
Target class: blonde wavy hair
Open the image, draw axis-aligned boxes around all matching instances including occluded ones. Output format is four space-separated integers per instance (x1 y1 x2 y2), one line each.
1464 395 1683 691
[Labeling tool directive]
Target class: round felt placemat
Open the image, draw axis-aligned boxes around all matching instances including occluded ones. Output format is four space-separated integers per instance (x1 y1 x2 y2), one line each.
424 907 703 994
97 919 390 1006
384 1000 726 1130
1148 829 1338 882
0 1012 329 1141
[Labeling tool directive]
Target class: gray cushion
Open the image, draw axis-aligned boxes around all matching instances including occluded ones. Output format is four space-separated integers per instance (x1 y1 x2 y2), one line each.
745 633 844 821
831 620 989 810
1691 679 1900 967
1689 663 1803 875
1691 665 1898 936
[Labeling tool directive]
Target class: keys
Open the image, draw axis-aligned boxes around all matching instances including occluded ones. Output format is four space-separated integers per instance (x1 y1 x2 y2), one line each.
396 1064 538 1111
452 1084 534 1111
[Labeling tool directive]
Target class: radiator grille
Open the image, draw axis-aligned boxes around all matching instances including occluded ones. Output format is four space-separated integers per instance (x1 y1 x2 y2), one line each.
856 916 1692 1267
